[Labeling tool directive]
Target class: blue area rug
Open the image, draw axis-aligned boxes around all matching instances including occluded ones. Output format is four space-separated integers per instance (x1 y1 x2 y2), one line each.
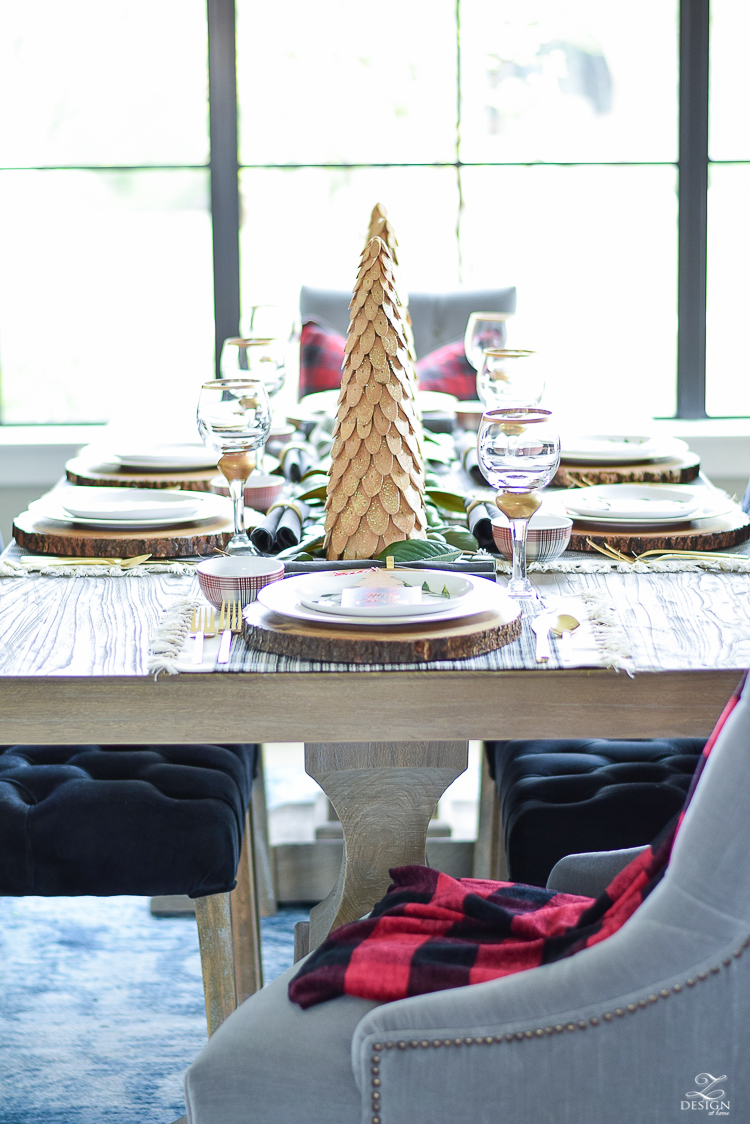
0 897 305 1124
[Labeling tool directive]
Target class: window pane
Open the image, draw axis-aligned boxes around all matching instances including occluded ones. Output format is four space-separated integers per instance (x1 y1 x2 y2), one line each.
709 0 750 160
236 0 457 165
460 0 678 163
459 165 677 419
0 1 208 167
239 167 460 315
0 171 213 424
706 164 750 416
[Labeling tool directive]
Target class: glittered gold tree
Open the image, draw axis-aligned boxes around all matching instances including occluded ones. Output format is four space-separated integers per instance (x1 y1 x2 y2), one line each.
367 202 400 264
366 202 417 366
324 236 427 560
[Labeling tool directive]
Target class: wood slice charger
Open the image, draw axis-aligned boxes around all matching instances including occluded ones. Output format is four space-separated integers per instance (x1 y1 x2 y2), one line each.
570 507 750 555
243 601 522 664
65 452 218 493
12 505 235 559
552 450 701 489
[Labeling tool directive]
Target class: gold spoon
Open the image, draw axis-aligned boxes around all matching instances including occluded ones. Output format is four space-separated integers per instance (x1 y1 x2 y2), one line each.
549 612 581 662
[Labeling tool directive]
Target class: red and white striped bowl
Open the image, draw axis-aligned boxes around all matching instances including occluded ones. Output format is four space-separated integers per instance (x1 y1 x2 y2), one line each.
209 473 284 514
491 513 573 563
196 556 285 608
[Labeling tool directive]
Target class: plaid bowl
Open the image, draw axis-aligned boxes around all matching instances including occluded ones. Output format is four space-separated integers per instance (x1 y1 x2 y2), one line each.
209 473 284 514
196 556 285 608
491 514 572 563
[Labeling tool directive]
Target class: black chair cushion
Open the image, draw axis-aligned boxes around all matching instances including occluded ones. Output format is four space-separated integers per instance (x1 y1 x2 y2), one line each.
0 743 259 898
486 739 705 887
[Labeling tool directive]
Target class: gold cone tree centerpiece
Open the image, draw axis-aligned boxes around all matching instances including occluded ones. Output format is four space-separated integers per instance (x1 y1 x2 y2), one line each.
367 202 418 368
367 202 400 264
324 236 427 560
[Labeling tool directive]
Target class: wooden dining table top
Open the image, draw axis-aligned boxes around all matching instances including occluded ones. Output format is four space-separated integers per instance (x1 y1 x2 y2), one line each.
0 560 746 745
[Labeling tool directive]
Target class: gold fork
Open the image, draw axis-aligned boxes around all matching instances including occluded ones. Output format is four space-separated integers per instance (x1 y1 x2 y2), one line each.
190 606 217 665
217 599 242 665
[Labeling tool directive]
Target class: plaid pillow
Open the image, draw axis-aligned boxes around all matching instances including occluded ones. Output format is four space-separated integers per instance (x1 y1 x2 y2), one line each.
298 320 346 399
299 321 478 402
416 340 477 400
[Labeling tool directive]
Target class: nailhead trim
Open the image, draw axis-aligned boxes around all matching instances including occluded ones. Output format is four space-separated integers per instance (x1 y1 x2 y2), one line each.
369 937 747 1124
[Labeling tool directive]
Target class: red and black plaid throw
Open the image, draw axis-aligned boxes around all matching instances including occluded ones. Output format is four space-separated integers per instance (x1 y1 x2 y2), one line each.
289 679 743 1009
298 321 480 402
298 320 346 399
415 340 477 401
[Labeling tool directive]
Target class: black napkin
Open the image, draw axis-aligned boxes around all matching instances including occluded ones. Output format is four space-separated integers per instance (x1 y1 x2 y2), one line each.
250 500 310 553
283 557 496 581
276 500 310 549
462 445 487 487
278 443 315 483
250 507 283 553
465 497 501 553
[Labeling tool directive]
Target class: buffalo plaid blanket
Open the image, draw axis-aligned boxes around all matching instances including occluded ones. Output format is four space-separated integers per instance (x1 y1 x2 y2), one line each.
289 681 741 1009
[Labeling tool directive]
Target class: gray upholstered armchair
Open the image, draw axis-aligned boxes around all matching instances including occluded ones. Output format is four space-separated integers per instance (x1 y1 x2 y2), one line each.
184 677 750 1123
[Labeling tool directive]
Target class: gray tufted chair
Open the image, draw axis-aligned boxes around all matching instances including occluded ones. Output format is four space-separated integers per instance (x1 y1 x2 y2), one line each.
184 676 750 1123
300 286 517 359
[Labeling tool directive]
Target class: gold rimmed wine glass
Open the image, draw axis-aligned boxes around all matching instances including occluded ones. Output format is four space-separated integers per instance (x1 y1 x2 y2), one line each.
197 376 271 555
476 348 544 409
221 337 285 473
464 311 513 371
476 407 561 600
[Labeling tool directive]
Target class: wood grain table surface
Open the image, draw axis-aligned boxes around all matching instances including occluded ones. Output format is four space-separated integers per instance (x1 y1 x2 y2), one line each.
0 566 746 745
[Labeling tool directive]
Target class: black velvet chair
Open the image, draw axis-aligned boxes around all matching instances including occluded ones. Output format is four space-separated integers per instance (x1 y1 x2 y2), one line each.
484 737 705 886
0 741 263 1037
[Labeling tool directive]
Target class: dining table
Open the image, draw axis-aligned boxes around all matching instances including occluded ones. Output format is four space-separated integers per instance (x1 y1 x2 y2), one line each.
2 539 748 956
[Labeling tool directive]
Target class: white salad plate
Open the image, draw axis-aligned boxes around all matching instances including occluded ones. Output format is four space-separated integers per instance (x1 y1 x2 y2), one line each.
111 444 219 470
59 487 201 522
255 573 514 629
564 485 734 528
295 568 474 619
565 485 702 525
30 489 227 529
560 435 689 465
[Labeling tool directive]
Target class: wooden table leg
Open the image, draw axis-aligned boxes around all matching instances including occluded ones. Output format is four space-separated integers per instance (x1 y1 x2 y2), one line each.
473 744 506 880
303 741 468 952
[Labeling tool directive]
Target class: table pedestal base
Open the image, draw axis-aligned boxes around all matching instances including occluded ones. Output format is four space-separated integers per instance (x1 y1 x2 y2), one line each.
298 741 468 954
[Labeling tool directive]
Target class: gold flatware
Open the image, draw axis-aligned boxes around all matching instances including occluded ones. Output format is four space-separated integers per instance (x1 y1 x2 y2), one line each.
217 599 242 665
585 538 632 563
190 607 216 665
633 548 743 562
19 553 152 568
549 612 581 662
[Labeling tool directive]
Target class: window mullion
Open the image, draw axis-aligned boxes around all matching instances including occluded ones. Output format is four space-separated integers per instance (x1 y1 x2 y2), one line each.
677 0 710 418
207 0 241 378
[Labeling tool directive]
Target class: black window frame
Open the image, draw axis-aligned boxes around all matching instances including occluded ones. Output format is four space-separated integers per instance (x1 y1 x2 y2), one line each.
0 0 716 421
209 0 716 418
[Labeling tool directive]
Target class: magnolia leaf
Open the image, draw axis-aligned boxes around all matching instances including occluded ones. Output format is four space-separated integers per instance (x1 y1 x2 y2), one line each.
441 528 479 552
426 489 466 514
375 540 462 563
296 485 328 503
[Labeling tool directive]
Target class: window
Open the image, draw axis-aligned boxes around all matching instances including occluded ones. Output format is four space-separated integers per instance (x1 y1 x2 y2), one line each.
0 0 213 425
0 0 740 423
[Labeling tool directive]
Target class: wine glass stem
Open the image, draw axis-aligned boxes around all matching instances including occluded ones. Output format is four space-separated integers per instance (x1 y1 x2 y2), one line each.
510 517 529 586
229 477 246 537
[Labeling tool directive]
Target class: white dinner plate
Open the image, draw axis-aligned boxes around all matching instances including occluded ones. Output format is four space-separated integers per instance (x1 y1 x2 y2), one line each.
295 569 474 618
560 435 689 465
60 487 200 522
254 573 518 629
112 443 219 470
29 490 229 529
565 484 702 524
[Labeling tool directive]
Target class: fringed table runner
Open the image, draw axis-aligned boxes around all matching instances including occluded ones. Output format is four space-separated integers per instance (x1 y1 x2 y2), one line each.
147 587 630 677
